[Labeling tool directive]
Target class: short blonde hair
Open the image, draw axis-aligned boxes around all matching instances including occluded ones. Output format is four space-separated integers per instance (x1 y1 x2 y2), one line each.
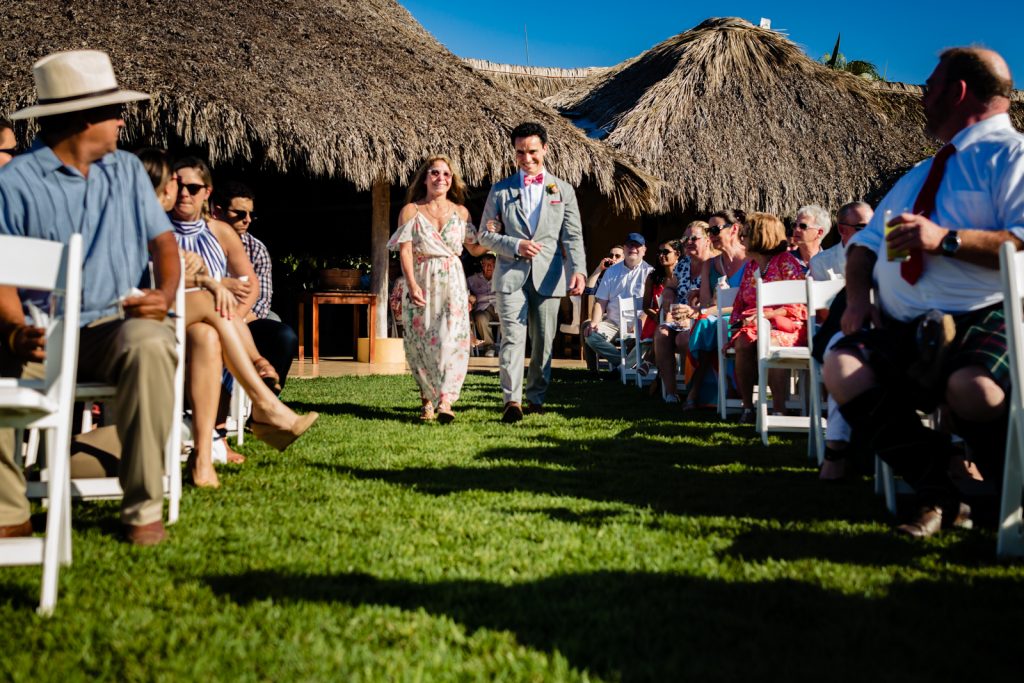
744 212 789 256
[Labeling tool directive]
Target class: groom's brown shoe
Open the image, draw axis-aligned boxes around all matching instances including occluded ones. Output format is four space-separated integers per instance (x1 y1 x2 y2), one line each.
502 401 524 423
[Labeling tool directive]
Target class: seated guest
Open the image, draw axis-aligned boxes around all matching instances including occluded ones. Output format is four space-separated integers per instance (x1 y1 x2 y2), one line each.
169 157 317 487
584 233 653 377
810 201 872 281
212 181 299 388
789 204 831 272
809 201 874 480
637 239 680 381
466 253 499 357
727 213 807 424
825 47 1023 536
582 243 625 369
704 209 748 289
0 50 179 545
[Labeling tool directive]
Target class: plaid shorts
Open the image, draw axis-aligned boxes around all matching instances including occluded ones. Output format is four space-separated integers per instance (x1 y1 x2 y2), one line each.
832 303 1009 409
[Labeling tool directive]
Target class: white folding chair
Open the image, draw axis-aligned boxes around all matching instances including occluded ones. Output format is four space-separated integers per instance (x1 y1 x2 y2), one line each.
716 283 741 419
229 381 252 445
617 296 640 385
41 264 185 525
755 275 812 446
806 276 846 465
0 233 82 616
998 241 1024 557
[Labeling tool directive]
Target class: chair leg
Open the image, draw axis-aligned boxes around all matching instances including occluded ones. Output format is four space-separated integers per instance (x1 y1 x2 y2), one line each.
997 410 1024 557
38 426 70 616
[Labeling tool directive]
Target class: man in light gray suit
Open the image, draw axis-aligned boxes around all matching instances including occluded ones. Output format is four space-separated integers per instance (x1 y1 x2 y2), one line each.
478 122 587 422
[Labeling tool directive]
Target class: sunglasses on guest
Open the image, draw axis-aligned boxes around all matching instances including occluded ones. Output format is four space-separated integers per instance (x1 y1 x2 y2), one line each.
226 208 257 222
428 169 452 179
793 222 817 230
176 181 207 196
0 146 16 156
707 225 730 236
837 221 869 230
657 248 678 256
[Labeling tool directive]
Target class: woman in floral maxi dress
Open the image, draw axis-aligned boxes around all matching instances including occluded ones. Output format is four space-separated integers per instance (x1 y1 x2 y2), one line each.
388 155 487 423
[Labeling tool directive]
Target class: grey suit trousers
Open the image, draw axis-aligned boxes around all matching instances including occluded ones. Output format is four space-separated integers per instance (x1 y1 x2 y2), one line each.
496 278 561 405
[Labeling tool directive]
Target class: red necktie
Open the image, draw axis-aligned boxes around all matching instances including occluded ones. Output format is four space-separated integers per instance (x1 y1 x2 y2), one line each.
902 143 956 285
523 173 544 186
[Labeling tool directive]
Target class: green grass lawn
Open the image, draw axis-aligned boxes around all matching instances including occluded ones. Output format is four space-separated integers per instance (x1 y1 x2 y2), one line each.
3 368 1024 682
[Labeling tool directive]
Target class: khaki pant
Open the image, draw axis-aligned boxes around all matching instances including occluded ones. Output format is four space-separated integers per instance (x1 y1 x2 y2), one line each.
0 317 176 526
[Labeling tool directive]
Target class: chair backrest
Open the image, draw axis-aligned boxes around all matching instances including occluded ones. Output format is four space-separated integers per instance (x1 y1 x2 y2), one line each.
755 274 807 356
715 285 739 345
805 276 846 356
0 234 83 407
559 294 582 334
1001 243 1024 400
618 295 639 340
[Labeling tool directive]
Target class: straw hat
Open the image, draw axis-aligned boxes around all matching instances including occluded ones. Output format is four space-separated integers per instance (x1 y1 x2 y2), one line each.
10 50 149 120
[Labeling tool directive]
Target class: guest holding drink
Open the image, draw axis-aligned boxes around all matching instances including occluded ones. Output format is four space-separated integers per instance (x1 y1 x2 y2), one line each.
388 155 486 423
727 213 807 424
636 239 681 378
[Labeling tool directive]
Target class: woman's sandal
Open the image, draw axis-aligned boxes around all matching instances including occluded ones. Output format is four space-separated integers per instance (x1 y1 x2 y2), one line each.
436 402 455 424
251 412 319 451
420 403 436 421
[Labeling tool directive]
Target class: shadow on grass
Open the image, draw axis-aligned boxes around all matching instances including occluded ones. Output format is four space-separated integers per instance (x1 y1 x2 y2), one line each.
287 401 422 423
313 453 882 526
205 568 1024 683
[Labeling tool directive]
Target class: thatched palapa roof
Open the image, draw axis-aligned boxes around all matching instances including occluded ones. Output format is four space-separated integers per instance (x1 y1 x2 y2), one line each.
463 59 613 100
548 17 1024 215
1 0 656 215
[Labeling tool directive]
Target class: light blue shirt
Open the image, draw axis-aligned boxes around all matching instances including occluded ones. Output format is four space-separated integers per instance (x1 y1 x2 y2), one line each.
0 142 172 325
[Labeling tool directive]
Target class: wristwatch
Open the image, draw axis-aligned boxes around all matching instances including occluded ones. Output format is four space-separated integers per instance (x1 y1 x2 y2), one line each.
940 230 961 257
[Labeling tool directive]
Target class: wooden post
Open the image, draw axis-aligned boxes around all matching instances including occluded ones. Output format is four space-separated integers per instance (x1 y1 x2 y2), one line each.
371 177 390 338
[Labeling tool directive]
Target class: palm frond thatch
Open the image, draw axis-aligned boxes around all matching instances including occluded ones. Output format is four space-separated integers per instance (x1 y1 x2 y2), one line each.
547 17 1023 214
462 59 613 100
0 0 658 215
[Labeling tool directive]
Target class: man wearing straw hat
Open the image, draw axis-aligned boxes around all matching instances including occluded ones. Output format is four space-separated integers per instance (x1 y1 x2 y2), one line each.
478 122 587 422
0 50 180 545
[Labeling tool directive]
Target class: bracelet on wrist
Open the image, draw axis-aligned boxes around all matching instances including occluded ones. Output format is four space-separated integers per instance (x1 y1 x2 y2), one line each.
7 325 22 352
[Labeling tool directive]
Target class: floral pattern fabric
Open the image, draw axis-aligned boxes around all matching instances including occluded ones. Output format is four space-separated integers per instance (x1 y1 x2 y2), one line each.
387 211 476 405
727 251 808 348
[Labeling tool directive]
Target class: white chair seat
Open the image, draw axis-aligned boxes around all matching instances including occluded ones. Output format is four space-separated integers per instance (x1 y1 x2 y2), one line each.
764 347 810 362
0 387 59 418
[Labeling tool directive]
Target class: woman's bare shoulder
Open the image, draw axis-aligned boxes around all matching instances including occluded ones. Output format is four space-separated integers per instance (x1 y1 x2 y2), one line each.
398 202 420 223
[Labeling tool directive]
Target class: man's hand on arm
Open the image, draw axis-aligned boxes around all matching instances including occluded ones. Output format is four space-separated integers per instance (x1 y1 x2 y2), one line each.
0 285 45 362
221 277 253 304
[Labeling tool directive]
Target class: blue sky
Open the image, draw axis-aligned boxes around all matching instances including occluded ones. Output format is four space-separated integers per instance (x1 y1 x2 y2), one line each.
399 1 1023 87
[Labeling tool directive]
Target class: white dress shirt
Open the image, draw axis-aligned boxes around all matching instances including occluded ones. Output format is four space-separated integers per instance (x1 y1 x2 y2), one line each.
809 242 847 281
520 168 546 236
848 113 1024 321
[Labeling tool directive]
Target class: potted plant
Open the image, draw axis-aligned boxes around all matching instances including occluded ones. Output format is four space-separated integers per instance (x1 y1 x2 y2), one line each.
318 254 371 291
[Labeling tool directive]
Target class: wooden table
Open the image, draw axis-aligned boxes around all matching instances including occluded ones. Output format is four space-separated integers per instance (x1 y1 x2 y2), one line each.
298 291 376 364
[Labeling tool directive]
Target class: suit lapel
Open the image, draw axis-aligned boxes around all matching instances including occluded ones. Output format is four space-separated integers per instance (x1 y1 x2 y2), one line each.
508 178 528 231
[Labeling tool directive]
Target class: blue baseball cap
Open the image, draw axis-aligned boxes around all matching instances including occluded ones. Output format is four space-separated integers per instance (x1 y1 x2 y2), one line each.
625 232 646 246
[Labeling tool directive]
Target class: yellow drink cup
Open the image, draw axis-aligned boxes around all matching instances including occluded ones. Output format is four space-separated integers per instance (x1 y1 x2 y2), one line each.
884 209 911 262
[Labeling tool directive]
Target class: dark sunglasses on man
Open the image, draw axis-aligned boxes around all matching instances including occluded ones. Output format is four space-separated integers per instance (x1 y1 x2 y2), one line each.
837 221 869 230
226 208 257 222
0 146 16 156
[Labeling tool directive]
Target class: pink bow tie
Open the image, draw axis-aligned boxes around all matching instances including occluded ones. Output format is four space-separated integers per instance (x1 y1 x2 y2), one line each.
524 173 544 186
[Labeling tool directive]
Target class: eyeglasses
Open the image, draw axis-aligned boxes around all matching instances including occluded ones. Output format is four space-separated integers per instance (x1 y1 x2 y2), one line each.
707 225 727 236
657 249 676 256
608 253 623 259
0 147 16 156
177 182 207 196
682 236 702 243
794 222 816 230
226 208 257 222
428 169 452 179
837 221 869 230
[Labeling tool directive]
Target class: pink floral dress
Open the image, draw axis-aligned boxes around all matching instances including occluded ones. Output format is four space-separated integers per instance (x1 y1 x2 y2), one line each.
387 211 476 405
728 251 808 347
